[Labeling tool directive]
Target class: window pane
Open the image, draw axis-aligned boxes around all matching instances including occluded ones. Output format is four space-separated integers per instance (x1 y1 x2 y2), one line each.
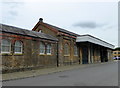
15 47 21 52
47 44 51 54
40 49 45 53
2 46 10 52
47 49 49 53
1 39 11 53
64 44 69 55
2 39 10 45
40 42 45 54
15 41 22 53
74 46 78 55
15 41 22 47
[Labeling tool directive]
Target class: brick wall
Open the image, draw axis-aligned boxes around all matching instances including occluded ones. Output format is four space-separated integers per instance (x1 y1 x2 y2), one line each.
1 32 58 73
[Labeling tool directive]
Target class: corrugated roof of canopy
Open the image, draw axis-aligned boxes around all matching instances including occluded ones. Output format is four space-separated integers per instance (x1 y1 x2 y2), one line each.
76 34 114 49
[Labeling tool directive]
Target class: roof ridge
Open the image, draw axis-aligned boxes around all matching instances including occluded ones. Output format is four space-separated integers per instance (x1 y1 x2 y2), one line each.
0 23 28 30
44 22 80 36
1 24 58 41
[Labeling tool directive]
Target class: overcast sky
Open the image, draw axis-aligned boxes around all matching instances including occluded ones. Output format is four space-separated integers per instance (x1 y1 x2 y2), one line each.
0 0 118 47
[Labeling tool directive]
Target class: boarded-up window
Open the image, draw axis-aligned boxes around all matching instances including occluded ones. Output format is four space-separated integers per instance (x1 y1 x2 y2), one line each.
1 39 11 53
74 46 78 56
47 44 51 55
40 42 45 54
15 41 22 54
64 44 69 55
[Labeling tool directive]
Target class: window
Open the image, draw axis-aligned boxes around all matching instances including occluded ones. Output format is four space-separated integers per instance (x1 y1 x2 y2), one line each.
40 42 45 54
1 39 11 53
118 56 120 60
64 44 69 55
74 46 78 56
39 30 42 33
118 52 120 54
14 41 22 54
46 44 51 55
113 56 117 59
114 52 117 54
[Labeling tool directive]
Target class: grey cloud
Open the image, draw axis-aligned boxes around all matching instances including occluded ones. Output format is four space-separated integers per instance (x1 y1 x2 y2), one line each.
73 22 106 29
2 1 24 22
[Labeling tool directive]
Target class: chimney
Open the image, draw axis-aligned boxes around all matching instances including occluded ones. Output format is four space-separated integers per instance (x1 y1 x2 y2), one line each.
39 18 43 22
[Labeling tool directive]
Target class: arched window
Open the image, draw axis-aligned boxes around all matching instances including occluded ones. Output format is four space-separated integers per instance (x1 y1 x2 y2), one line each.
1 39 11 53
40 42 45 54
74 45 78 56
47 44 51 55
39 30 42 33
14 41 22 54
64 43 69 55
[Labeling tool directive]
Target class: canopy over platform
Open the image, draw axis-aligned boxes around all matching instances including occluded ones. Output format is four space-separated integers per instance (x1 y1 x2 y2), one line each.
76 35 114 49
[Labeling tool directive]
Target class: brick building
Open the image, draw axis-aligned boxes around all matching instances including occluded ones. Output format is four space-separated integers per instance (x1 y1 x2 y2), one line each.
0 18 114 73
32 18 114 65
0 24 58 73
113 50 120 60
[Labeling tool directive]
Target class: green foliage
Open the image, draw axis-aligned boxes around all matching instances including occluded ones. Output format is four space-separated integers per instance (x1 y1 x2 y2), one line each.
114 47 120 51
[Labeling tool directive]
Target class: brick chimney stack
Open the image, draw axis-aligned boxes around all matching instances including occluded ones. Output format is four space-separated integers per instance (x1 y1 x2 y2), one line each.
39 18 43 22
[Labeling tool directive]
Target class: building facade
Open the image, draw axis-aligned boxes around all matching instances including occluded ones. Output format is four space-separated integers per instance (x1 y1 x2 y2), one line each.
113 50 120 60
0 24 58 73
32 18 114 65
76 35 114 64
0 18 114 73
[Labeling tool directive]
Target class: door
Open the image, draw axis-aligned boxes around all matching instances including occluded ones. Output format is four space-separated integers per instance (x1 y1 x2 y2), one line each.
82 46 88 64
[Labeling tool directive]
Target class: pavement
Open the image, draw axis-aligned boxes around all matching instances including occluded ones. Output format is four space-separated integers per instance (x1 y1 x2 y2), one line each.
2 61 116 82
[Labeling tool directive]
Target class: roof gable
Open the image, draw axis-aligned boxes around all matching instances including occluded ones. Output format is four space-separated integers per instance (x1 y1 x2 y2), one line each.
32 20 80 37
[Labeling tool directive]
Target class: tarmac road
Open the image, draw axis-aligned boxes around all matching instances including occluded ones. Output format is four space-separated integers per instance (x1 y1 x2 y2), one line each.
3 61 118 86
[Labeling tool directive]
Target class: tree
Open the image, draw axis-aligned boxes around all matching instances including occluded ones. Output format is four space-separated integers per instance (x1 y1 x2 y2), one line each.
114 47 120 51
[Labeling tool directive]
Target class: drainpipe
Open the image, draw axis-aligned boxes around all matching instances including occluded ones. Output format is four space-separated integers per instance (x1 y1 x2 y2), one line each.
56 42 59 67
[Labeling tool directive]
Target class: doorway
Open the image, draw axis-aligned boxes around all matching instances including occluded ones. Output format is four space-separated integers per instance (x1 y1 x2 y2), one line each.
82 46 88 64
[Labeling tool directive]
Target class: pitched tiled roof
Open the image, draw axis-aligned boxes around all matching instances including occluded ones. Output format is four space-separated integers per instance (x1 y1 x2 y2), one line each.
0 24 58 41
44 23 80 37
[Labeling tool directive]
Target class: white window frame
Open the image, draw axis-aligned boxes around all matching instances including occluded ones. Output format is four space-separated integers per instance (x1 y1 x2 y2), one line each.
46 44 52 55
14 41 22 54
40 42 45 55
1 39 11 54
